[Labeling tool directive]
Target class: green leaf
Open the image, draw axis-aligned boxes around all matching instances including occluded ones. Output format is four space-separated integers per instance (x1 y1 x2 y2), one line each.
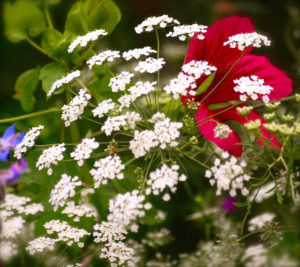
196 72 216 95
45 0 61 5
41 28 69 56
64 2 87 35
233 201 248 207
39 62 66 95
89 72 114 102
276 186 283 205
4 1 46 42
15 68 40 112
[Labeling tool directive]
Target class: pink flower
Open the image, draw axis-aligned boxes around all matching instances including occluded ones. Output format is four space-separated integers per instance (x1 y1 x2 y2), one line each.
183 16 292 157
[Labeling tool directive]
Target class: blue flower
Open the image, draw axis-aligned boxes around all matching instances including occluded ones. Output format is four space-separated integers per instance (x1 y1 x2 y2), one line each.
0 124 24 162
0 158 28 184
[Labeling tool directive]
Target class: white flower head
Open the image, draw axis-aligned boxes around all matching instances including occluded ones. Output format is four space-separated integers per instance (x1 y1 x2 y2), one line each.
134 57 165 74
248 213 276 232
87 50 120 69
62 201 98 222
166 24 207 41
36 144 66 175
135 15 180 34
26 237 58 255
48 70 80 97
49 174 82 210
128 81 156 98
61 89 91 127
14 125 44 159
110 72 134 92
130 130 159 158
93 221 127 243
182 60 217 79
101 115 127 136
125 111 142 129
214 124 232 139
224 32 271 51
150 112 167 123
70 138 99 166
0 240 18 261
122 46 156 61
90 155 125 188
0 216 25 238
118 94 137 110
92 99 116 118
68 29 107 53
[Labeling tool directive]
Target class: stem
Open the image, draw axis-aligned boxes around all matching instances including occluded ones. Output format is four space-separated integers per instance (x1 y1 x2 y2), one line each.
177 149 209 169
155 29 160 111
0 108 60 123
44 5 54 29
26 36 55 61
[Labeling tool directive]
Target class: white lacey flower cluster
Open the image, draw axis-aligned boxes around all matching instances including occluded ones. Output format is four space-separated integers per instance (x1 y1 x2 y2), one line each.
250 182 275 203
92 98 115 118
242 244 268 267
44 220 90 247
61 89 91 126
146 164 187 201
224 32 271 51
49 174 82 211
68 29 108 53
0 240 18 261
233 75 273 103
87 50 120 69
70 138 99 166
214 124 232 139
36 143 66 175
90 155 125 188
205 154 251 197
166 24 207 41
62 201 98 222
14 125 44 159
248 212 275 232
93 221 127 243
135 15 180 34
122 47 156 61
26 237 58 255
48 70 80 96
109 71 134 92
134 57 165 73
130 113 182 158
101 115 127 136
164 60 216 99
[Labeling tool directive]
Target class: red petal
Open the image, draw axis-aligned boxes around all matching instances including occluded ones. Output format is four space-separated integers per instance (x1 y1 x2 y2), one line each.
214 105 281 149
196 103 242 157
205 55 293 104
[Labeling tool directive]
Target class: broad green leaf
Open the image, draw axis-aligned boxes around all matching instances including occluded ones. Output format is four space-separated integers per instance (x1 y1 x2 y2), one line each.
39 62 66 95
41 28 69 57
45 0 61 5
208 102 232 111
64 2 87 35
15 68 40 112
4 1 46 42
196 72 216 95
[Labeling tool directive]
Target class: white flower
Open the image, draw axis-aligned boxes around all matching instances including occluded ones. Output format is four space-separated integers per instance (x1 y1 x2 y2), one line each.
87 50 120 69
248 213 276 232
205 156 251 197
0 216 25 238
68 29 107 53
44 220 90 247
182 60 217 79
48 70 80 96
14 125 44 159
153 117 182 149
0 240 18 261
23 203 44 215
92 99 115 118
90 155 125 188
61 89 91 127
49 174 82 210
125 111 142 129
164 72 196 99
128 81 156 98
214 124 232 139
62 201 98 222
233 75 273 103
101 115 127 136
166 24 207 41
93 221 127 243
118 94 137 110
150 112 166 123
0 194 31 213
135 15 180 34
36 144 66 175
26 237 58 255
130 130 159 158
242 244 267 267
224 32 271 50
122 47 156 61
70 138 99 166
146 164 187 201
249 182 275 203
134 57 165 73
109 72 134 92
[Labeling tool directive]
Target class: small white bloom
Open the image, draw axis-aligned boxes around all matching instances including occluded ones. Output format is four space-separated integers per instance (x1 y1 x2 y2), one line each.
92 99 115 118
214 124 232 139
87 50 120 69
182 60 217 79
62 201 98 222
249 182 275 203
61 89 91 127
248 213 275 232
49 174 82 210
150 112 166 123
48 70 80 96
128 81 156 98
122 47 156 61
14 125 44 159
0 240 18 261
166 24 207 41
130 130 159 158
110 72 134 92
36 144 66 175
125 111 142 129
68 29 108 53
224 32 271 50
101 115 127 136
90 155 125 188
0 216 25 238
26 237 58 255
118 94 137 110
70 138 99 166
93 221 127 243
134 57 165 73
23 203 44 215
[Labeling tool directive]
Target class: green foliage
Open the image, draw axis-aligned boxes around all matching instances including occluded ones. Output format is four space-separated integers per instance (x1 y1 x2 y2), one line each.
14 68 40 112
41 28 69 57
4 1 46 42
39 62 66 96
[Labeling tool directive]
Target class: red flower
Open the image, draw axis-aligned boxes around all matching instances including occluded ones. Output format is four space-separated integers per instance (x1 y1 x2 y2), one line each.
183 16 292 157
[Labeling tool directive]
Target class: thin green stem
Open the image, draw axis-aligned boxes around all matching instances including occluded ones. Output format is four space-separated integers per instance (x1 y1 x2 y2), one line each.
0 108 60 123
26 36 56 61
177 149 209 169
44 5 54 29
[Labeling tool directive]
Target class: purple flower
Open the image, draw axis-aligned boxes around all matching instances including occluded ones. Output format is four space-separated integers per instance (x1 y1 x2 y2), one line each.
222 196 237 212
0 158 28 184
0 124 24 162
